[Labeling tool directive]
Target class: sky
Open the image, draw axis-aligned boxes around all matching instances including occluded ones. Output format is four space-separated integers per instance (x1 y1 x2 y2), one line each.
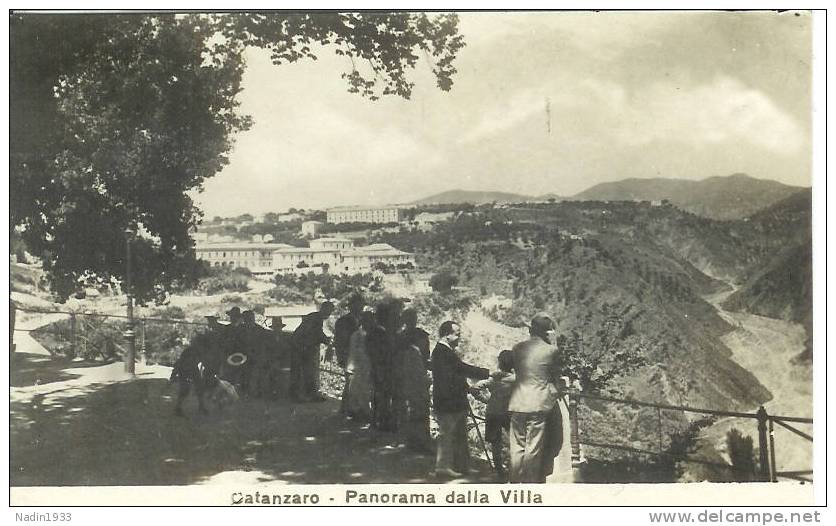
193 11 813 217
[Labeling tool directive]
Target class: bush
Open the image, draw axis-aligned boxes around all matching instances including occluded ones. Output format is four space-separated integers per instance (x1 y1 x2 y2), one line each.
727 428 757 482
196 267 250 295
269 272 381 305
429 271 458 293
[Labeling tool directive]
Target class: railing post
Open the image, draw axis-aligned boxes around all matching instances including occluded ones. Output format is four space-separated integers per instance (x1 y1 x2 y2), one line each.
80 316 87 358
568 394 580 463
657 406 664 454
139 318 147 362
757 406 771 481
10 299 16 355
567 381 582 465
768 418 777 482
70 313 77 358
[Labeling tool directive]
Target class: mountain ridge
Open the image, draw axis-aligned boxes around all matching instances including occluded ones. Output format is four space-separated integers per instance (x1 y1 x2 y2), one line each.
408 174 808 220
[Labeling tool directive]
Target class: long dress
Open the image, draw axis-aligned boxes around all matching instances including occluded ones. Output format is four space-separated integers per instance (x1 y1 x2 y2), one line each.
544 396 575 483
345 328 372 420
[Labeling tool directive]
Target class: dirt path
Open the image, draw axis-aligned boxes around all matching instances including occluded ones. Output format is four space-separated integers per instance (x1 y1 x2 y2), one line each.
10 356 493 486
699 288 813 476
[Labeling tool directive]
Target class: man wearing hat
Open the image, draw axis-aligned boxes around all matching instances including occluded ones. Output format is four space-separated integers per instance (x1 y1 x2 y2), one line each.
334 294 365 414
508 313 565 483
226 306 243 326
292 301 335 402
267 316 294 399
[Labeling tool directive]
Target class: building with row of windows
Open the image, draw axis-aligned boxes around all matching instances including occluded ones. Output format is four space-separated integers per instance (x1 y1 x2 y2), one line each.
195 242 292 274
195 237 414 275
326 205 404 224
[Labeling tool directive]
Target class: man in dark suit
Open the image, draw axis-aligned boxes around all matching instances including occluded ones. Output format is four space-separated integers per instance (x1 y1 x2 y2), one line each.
397 308 432 452
508 313 563 483
430 320 489 478
292 301 334 402
334 294 364 414
366 301 401 432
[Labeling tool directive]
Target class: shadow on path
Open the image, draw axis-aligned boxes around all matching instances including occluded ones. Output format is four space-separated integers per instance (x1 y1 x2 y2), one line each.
11 369 495 486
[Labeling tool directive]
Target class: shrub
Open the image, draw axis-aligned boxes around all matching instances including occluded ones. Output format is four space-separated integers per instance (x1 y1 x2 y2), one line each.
727 428 757 482
196 267 250 295
269 272 381 305
429 271 457 293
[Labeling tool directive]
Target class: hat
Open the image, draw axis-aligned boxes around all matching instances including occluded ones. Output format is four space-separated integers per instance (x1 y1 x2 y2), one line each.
529 313 556 335
226 306 241 317
227 352 248 366
348 293 365 305
270 316 286 329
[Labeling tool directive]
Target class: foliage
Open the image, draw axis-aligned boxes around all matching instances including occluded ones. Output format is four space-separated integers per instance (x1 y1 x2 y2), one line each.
428 271 457 293
726 428 757 482
195 266 251 295
32 311 203 365
409 290 476 333
11 12 465 302
269 272 381 305
11 229 29 263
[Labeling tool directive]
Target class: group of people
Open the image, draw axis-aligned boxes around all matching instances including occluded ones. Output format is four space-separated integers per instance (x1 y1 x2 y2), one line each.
293 295 573 483
187 296 572 483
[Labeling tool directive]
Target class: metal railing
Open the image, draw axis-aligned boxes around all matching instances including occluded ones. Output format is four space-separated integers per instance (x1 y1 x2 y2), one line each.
11 303 813 483
10 304 303 363
568 389 813 483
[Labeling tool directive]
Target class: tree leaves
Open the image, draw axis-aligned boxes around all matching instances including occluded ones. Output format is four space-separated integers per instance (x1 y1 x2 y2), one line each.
10 12 465 301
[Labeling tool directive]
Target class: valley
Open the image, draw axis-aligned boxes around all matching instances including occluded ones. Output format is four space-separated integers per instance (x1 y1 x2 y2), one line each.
696 286 813 477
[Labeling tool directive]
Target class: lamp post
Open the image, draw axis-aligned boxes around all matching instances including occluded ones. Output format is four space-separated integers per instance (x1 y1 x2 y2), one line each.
124 227 136 375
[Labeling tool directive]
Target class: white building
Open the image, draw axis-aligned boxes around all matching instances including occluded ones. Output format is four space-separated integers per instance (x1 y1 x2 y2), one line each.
278 213 303 222
310 237 353 251
197 239 415 276
339 243 415 273
413 211 455 231
272 247 343 271
195 242 292 275
326 206 403 224
301 220 324 237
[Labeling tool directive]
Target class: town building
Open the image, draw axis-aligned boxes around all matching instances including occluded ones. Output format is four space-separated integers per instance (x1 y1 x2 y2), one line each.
339 243 415 273
277 213 303 222
195 242 292 275
301 220 324 237
196 238 416 275
412 211 455 231
326 205 403 224
309 237 353 251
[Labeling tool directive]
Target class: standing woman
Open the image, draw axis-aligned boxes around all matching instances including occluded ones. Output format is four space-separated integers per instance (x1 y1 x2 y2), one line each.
345 310 375 422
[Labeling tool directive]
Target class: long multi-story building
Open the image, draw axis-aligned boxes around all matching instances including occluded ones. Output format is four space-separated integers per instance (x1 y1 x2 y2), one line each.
326 205 403 225
195 242 292 274
195 237 414 275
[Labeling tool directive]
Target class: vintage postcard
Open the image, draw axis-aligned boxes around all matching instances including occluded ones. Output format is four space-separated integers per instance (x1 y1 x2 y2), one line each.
6 7 824 515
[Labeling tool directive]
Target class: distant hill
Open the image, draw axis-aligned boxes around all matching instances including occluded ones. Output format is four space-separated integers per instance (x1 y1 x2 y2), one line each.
410 189 531 205
571 173 806 220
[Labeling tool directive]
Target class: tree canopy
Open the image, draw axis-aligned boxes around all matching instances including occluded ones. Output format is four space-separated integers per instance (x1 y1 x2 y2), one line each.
10 12 465 302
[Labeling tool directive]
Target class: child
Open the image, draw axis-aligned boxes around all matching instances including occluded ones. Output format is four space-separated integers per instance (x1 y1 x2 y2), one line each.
471 350 515 480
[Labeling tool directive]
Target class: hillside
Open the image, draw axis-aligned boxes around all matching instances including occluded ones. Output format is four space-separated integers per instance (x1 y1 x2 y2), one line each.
718 189 813 360
409 189 530 205
572 173 805 220
376 205 773 456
